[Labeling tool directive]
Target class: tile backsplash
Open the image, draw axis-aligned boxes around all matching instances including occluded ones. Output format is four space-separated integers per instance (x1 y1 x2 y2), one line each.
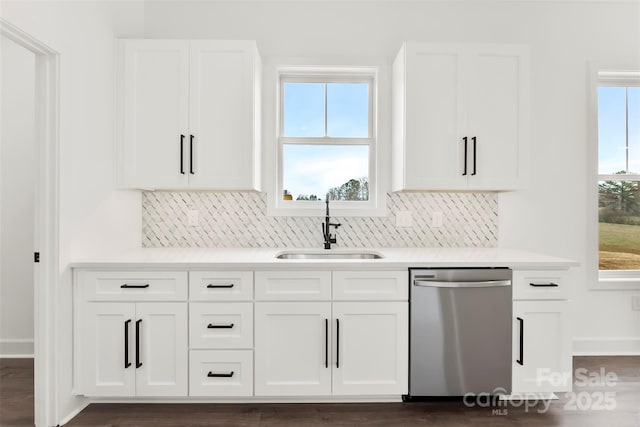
142 192 498 248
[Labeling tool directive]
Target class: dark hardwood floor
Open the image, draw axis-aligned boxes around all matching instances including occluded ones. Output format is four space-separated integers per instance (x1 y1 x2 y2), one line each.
1 356 638 426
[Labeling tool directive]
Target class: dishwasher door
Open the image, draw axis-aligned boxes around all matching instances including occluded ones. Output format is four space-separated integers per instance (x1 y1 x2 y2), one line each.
409 268 512 397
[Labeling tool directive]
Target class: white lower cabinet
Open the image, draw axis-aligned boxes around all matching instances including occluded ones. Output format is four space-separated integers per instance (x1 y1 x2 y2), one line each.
254 302 332 396
332 302 408 395
512 300 572 394
75 268 408 400
254 300 408 397
80 302 188 397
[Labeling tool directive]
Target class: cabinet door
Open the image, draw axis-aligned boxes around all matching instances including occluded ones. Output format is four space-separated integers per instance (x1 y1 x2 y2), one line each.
332 302 408 395
120 40 190 189
400 43 468 190
135 303 188 396
80 303 136 396
512 301 572 394
254 302 332 396
466 46 528 190
188 40 260 190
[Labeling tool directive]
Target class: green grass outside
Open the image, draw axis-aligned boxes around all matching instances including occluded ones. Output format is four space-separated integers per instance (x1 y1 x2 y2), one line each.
599 222 640 269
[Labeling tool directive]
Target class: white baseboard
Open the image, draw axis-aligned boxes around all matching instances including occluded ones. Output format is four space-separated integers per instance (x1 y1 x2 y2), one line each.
573 337 640 355
0 339 34 358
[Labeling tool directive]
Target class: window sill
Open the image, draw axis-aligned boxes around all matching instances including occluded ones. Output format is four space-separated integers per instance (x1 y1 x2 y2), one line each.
595 276 640 290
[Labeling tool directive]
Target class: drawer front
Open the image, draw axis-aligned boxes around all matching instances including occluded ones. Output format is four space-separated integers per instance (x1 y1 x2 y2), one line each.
255 271 331 301
189 271 253 301
189 303 253 349
333 270 408 301
189 350 253 396
78 270 187 302
513 270 570 300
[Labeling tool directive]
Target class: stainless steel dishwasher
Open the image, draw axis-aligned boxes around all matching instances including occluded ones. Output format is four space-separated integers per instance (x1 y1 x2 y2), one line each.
406 268 512 399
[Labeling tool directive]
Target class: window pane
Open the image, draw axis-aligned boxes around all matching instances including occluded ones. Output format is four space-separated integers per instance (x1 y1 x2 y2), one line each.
282 144 369 201
283 83 325 137
598 86 627 174
628 87 640 174
599 179 640 269
327 83 369 137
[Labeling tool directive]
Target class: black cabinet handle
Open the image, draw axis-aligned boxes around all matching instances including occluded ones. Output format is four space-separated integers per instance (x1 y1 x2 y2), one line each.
336 319 340 369
471 136 477 176
180 134 185 175
135 319 142 368
529 283 559 287
120 284 150 289
207 371 234 378
206 284 234 289
324 318 328 369
124 319 131 368
462 137 468 176
207 323 234 329
189 134 194 175
516 317 524 366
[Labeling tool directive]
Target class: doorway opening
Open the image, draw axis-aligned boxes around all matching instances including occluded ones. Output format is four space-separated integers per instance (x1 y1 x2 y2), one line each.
0 18 60 427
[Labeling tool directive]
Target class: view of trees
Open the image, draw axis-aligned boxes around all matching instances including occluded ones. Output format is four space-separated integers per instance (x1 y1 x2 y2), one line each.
328 177 369 201
291 177 369 202
599 171 640 225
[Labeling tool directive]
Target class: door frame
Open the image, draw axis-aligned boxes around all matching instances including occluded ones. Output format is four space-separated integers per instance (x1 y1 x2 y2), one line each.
0 18 60 427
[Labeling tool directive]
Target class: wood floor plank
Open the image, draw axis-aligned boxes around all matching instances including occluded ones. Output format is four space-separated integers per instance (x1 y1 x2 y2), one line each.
1 357 639 426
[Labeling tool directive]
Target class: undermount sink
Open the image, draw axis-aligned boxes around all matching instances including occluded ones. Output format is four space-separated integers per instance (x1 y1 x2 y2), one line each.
275 250 384 260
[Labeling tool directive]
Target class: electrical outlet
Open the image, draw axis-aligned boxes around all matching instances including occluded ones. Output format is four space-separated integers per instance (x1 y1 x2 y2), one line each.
632 295 640 311
432 211 443 228
395 211 413 228
187 209 199 227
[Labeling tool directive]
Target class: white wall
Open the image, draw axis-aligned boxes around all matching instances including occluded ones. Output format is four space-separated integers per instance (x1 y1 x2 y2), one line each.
143 0 640 353
0 35 36 357
0 1 144 424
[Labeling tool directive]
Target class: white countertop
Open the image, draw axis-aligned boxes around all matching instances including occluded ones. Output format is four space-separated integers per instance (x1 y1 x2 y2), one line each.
70 247 578 270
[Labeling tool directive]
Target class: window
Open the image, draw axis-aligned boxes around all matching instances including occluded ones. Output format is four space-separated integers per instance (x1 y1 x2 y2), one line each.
597 73 640 275
277 70 376 211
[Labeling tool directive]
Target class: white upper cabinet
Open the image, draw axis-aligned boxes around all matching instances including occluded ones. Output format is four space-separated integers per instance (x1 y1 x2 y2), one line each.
118 39 261 191
392 42 529 191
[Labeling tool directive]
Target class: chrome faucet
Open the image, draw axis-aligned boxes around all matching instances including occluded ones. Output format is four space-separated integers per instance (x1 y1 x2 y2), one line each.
322 194 341 250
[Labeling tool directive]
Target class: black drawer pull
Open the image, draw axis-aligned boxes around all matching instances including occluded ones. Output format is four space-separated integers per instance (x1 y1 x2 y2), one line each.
462 137 468 176
121 284 150 289
180 134 185 175
208 371 234 378
135 319 142 368
207 323 234 329
124 319 132 368
206 284 234 289
516 317 524 366
529 282 559 287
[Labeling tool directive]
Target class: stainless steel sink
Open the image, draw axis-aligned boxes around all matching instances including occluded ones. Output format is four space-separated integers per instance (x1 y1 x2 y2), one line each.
275 250 384 260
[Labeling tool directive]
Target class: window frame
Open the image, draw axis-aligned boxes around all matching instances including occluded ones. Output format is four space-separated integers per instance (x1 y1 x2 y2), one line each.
273 66 383 215
593 68 640 289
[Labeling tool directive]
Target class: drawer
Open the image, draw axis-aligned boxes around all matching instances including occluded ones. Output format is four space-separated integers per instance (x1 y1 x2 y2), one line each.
255 271 331 301
333 270 408 301
189 271 253 301
189 350 253 396
189 302 253 349
78 270 187 302
513 270 571 300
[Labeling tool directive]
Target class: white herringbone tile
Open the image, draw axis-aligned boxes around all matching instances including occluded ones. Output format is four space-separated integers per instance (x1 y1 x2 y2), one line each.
141 192 498 248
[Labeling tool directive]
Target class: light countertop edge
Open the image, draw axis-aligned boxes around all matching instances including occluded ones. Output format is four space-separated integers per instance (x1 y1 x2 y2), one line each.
69 247 579 270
